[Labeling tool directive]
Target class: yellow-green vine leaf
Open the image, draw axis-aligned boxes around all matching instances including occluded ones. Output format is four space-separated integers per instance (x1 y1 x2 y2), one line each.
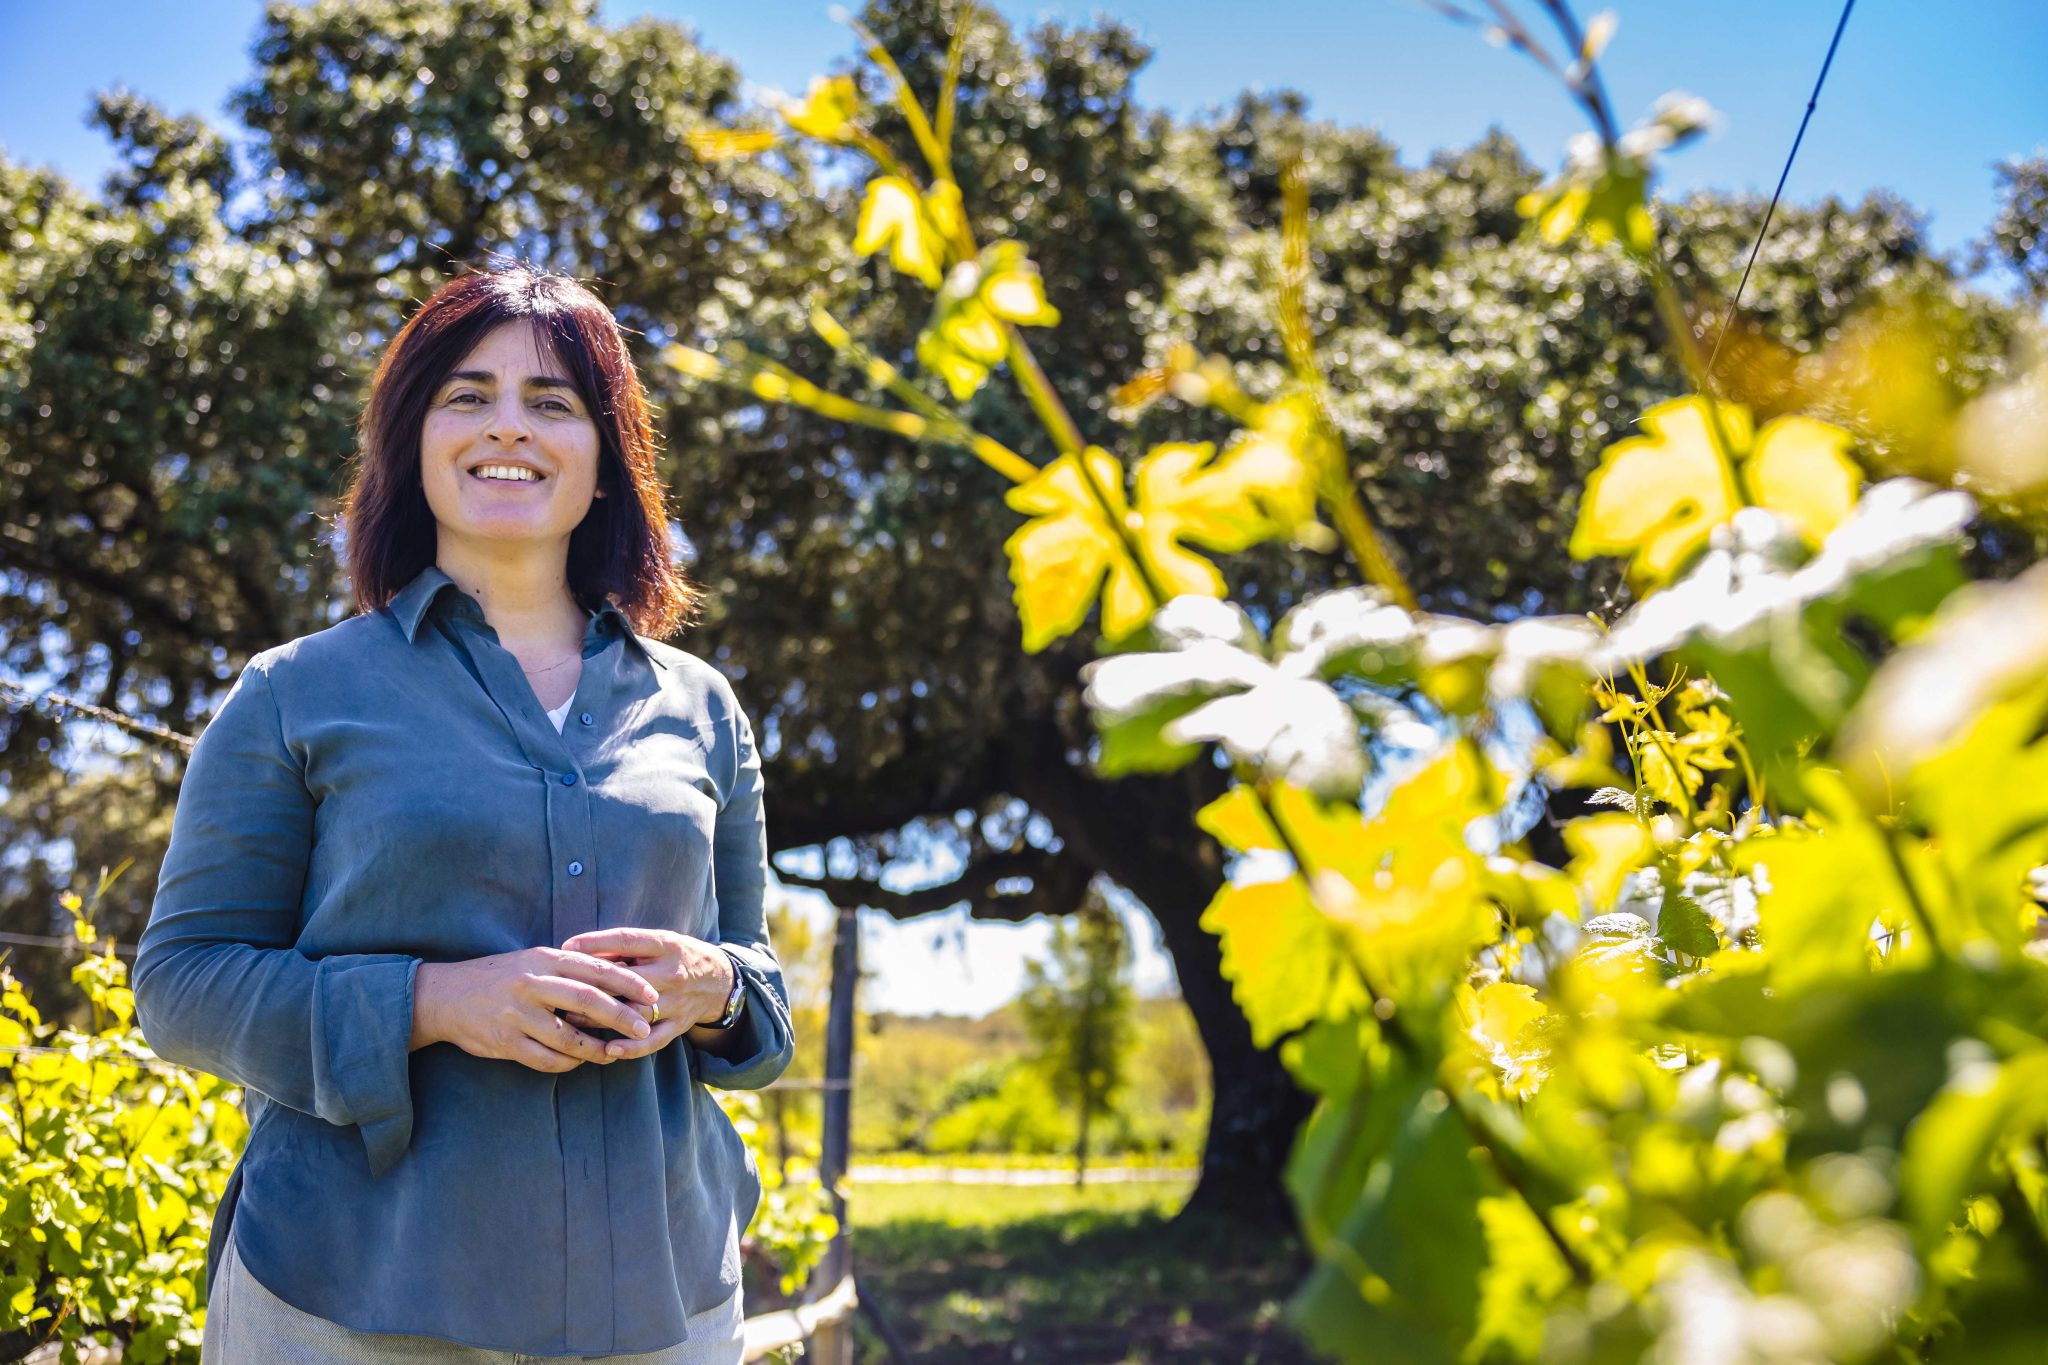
1302 745 1498 1004
1196 784 1286 853
1453 981 1551 1101
923 180 969 256
1904 1051 2048 1242
917 303 1005 400
682 128 778 161
977 242 1061 327
1564 812 1653 914
1004 436 1309 652
1733 781 1923 985
1215 394 1334 550
1113 441 1270 619
1573 396 1861 586
852 176 944 288
1742 415 1861 546
1003 446 1131 651
1470 1194 1574 1361
1570 395 1748 585
1201 876 1369 1049
781 74 859 142
1518 155 1654 259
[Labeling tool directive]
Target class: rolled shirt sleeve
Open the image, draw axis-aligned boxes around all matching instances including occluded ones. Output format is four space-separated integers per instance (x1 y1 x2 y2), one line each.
695 690 796 1090
133 657 420 1177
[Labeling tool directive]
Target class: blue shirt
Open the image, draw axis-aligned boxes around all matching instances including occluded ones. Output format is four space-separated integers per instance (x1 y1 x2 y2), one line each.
134 566 795 1357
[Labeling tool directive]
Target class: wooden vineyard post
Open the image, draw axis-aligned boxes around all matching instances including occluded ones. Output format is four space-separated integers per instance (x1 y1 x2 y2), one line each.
742 901 863 1363
810 902 859 1364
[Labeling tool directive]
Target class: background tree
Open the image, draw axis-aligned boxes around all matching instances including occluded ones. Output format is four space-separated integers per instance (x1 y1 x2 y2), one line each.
1017 888 1135 1185
1978 152 2048 306
0 0 2030 1219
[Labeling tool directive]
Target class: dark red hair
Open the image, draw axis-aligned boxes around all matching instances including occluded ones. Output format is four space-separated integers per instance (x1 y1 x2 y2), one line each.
341 265 699 637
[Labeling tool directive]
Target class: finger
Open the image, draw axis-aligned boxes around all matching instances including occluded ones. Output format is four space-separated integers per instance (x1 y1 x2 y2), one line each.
545 951 659 1006
526 1008 613 1064
601 1016 687 1062
510 1033 582 1074
561 928 678 962
533 980 654 1038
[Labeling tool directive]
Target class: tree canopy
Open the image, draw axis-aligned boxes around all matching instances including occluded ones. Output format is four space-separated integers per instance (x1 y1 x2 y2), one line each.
0 0 2034 1220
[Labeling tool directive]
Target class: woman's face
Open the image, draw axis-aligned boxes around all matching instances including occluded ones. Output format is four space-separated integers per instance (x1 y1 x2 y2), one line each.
420 320 604 561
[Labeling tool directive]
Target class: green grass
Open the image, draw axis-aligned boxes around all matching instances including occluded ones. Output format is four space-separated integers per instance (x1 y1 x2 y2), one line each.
851 1149 1200 1171
842 1178 1313 1364
847 1174 1192 1224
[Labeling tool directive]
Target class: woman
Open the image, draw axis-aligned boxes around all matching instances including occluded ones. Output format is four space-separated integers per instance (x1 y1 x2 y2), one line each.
134 265 793 1363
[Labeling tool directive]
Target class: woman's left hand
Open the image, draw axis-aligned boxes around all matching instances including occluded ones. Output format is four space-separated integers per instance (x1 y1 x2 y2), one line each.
555 927 736 1060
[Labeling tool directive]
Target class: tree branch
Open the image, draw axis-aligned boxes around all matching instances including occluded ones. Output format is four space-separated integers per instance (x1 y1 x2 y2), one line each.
776 843 1093 924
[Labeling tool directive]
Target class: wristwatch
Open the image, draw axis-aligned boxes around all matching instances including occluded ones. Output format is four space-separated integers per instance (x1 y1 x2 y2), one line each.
705 949 747 1030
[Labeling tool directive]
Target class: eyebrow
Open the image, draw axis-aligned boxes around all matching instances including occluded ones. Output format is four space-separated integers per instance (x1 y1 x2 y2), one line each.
444 370 580 392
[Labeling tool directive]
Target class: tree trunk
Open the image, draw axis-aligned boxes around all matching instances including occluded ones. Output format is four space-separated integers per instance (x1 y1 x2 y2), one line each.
1016 721 1313 1226
1140 859 1314 1227
1076 1094 1091 1188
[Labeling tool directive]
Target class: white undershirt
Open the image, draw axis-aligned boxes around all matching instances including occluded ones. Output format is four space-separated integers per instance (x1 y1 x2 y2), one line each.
544 696 574 733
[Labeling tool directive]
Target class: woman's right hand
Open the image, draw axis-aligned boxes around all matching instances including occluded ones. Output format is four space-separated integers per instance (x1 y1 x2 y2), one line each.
410 948 657 1072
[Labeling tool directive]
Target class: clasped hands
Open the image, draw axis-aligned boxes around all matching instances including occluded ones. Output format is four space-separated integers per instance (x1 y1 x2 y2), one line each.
410 928 737 1074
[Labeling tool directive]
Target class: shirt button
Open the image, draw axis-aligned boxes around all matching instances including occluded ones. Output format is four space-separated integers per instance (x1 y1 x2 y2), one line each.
561 773 578 786
579 712 594 726
568 861 584 877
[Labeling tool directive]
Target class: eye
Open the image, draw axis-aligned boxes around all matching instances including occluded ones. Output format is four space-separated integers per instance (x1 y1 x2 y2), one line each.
539 397 576 414
446 391 484 405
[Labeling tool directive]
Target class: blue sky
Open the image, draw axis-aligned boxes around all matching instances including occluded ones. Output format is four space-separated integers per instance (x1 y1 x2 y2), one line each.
3 2 2042 260
2 1 2041 1013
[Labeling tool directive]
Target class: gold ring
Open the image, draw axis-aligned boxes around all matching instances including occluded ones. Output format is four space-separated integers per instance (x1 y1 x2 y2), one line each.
648 1000 661 1025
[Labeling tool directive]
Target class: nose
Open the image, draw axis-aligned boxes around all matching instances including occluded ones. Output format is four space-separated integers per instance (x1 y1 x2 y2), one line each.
484 396 533 445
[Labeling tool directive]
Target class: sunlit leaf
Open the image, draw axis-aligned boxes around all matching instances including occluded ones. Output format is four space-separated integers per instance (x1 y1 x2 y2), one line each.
1518 147 1654 258
1480 857 1579 927
780 74 860 142
135 1184 188 1254
1196 785 1286 853
1303 747 1498 1004
851 175 944 288
922 179 969 255
976 242 1061 327
1201 876 1368 1049
1287 1079 1488 1365
1570 395 1747 584
1171 678 1369 801
1565 813 1652 915
1904 1052 2048 1241
682 128 777 161
1454 981 1550 1100
1742 415 1861 546
1470 1194 1573 1361
1212 393 1334 550
915 326 994 400
1002 446 1130 651
1733 776 1926 985
1006 434 1318 654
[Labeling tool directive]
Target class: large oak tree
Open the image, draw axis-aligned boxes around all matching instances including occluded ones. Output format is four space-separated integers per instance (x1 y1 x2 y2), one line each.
1 0 2026 1222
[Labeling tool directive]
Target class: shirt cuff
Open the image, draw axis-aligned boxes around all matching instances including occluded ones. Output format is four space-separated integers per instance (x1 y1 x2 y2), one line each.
309 954 420 1178
691 948 793 1090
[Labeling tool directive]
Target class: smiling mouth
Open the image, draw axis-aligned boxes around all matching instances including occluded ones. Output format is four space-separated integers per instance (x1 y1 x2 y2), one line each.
470 463 547 484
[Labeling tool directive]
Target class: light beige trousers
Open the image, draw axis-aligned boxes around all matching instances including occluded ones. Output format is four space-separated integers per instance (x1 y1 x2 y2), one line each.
201 1236 745 1365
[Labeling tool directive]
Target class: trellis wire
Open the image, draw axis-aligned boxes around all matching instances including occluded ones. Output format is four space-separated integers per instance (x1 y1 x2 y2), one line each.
1701 0 1860 388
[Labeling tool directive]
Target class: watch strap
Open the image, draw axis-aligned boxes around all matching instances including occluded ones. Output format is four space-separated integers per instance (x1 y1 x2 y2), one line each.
706 948 747 1029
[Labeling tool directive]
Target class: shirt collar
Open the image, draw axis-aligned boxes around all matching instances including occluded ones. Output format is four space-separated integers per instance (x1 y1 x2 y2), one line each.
386 564 663 667
388 565 464 642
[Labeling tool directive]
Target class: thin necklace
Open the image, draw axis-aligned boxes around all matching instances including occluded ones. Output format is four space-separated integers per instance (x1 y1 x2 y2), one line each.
522 653 581 678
